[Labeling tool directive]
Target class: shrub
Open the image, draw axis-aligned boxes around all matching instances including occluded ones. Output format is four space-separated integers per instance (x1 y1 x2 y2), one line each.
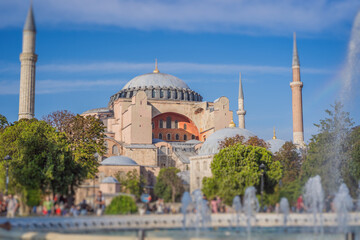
105 195 137 215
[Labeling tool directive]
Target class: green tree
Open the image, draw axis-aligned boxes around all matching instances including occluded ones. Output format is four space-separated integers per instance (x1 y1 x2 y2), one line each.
44 112 106 178
0 114 8 130
219 135 268 149
301 102 355 196
116 169 145 199
0 119 84 211
274 141 302 184
154 167 184 202
105 195 138 215
202 144 282 205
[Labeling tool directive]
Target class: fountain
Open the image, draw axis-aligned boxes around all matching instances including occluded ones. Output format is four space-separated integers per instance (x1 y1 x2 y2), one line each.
304 175 324 234
181 191 192 229
192 189 211 233
280 197 290 227
334 183 354 233
232 195 242 228
243 186 260 235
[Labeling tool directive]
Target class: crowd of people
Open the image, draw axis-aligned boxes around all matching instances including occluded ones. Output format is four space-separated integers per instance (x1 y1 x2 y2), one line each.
0 191 106 218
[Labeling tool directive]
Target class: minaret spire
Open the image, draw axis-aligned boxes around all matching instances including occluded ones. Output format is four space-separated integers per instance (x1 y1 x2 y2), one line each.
292 32 299 67
18 2 38 120
290 32 304 146
236 72 246 129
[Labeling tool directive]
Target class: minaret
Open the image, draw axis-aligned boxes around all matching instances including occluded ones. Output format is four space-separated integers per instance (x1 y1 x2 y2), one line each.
236 73 246 129
18 4 37 120
290 33 304 146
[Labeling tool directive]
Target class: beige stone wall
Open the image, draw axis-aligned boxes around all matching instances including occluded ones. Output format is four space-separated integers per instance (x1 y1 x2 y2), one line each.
189 154 213 193
99 183 121 194
123 147 157 166
98 165 140 178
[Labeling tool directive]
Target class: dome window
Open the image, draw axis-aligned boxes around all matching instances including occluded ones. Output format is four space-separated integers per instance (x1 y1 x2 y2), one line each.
159 120 164 128
192 135 195 139
175 91 178 99
184 134 187 141
181 92 184 100
129 91 133 98
152 89 156 98
159 133 163 139
176 134 179 140
184 124 187 130
167 133 171 140
167 89 171 98
160 89 164 98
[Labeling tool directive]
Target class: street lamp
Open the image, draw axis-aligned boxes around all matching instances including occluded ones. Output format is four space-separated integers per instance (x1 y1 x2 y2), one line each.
259 163 266 212
93 175 99 211
3 155 12 196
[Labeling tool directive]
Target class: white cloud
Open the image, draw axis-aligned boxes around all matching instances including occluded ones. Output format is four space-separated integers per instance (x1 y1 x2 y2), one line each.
0 0 359 35
0 79 127 95
37 61 332 75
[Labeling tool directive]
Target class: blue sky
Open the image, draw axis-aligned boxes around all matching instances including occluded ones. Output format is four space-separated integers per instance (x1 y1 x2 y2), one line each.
0 0 359 143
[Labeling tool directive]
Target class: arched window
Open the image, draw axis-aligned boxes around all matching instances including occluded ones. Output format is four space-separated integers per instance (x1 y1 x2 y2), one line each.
192 135 195 139
167 89 171 98
175 120 178 129
160 89 164 98
184 124 187 130
187 93 190 101
175 91 178 99
175 134 180 140
184 134 187 141
159 133 163 139
166 116 171 128
152 89 156 98
112 145 119 155
129 91 133 98
159 120 163 128
181 91 184 100
167 133 171 140
104 141 108 154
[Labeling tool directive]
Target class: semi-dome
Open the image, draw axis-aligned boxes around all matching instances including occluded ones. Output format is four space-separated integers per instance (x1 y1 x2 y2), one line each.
199 127 256 155
123 72 189 90
101 156 138 166
266 138 286 153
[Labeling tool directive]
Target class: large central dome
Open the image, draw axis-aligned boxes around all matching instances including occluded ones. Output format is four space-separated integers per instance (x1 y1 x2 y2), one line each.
108 63 203 106
123 72 190 90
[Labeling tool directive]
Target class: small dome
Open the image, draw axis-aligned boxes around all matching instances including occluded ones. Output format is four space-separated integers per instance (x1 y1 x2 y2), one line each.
266 139 286 153
123 72 189 90
101 176 119 184
101 156 138 166
199 127 256 155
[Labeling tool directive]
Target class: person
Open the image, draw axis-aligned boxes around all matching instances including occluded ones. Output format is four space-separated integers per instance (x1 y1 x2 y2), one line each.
54 204 62 216
79 199 88 216
95 191 105 216
43 196 54 216
6 195 18 218
296 195 305 213
211 198 218 213
70 204 78 217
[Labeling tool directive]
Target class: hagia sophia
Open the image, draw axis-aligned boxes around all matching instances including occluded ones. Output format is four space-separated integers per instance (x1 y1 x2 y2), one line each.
17 5 304 202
